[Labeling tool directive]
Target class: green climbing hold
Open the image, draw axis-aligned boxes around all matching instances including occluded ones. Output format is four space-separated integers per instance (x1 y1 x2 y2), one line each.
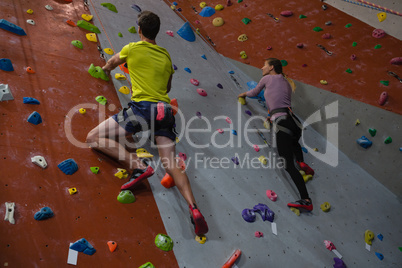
345 23 352 28
118 32 123 37
384 137 392 144
368 128 377 137
281 60 288 66
155 234 173 251
380 80 389 86
90 167 99 174
101 3 118 13
138 262 155 268
88 63 110 81
71 40 83 49
399 247 402 252
352 42 357 47
77 20 101 33
313 27 323 32
238 0 243 2
117 190 136 204
374 44 382 49
299 15 307 19
95 95 107 105
128 26 136 33
346 68 352 73
242 18 251 24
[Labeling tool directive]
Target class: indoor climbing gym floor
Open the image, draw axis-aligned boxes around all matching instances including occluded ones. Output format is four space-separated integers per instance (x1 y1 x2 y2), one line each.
1 0 401 267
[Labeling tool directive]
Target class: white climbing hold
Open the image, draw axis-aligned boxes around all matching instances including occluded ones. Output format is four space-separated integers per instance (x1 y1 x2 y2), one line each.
31 155 48 169
4 202 15 224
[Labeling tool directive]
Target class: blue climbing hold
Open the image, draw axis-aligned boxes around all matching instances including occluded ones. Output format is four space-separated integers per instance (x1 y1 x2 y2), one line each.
173 2 178 5
34 207 54 220
0 58 14 71
247 81 265 101
199 6 215 17
400 147 402 152
27 111 42 125
228 70 234 74
184 67 191 73
23 97 40 104
302 147 308 153
375 252 384 261
357 136 372 149
201 54 207 60
70 238 96 255
232 130 237 135
58 159 78 175
177 22 195 42
377 233 383 241
0 19 27 36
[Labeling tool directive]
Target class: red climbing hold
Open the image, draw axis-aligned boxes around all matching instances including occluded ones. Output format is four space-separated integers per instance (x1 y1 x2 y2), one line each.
197 88 207 97
390 57 402 65
66 20 76 27
190 79 199 86
322 33 331 39
280 10 293 17
378 91 388 105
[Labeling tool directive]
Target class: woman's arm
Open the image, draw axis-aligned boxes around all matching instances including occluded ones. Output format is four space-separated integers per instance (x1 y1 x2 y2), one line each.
237 76 267 98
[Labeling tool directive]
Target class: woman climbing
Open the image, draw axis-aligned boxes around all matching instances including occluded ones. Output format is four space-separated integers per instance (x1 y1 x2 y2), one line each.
238 58 314 211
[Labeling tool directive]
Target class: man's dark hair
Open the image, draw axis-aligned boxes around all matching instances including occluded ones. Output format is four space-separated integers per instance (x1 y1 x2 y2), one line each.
138 11 160 40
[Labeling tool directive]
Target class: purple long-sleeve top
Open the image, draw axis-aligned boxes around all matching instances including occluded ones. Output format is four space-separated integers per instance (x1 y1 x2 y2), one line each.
246 74 291 121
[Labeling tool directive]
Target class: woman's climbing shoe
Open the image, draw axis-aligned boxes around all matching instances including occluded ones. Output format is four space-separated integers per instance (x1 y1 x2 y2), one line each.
121 166 154 191
297 161 315 176
189 204 209 235
287 199 313 212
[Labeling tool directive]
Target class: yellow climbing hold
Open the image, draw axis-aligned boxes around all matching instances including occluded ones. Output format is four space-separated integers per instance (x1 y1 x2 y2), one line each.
365 230 374 245
68 187 77 195
170 5 176 10
320 80 328 85
176 137 180 143
27 9 34 14
240 51 248 59
238 34 248 42
86 33 97 42
195 235 207 244
82 14 93 21
136 148 154 158
263 120 271 130
104 48 114 55
79 108 86 114
195 28 201 35
115 168 129 179
115 73 126 80
290 207 300 216
119 86 130 94
200 2 207 8
355 119 360 126
313 148 318 152
215 4 224 11
212 17 224 27
377 12 386 22
300 170 313 183
258 156 267 165
238 97 246 105
320 202 331 212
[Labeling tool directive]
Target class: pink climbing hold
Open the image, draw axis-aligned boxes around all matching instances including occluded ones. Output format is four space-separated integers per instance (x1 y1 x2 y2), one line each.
217 129 224 134
280 10 293 17
266 46 272 50
254 231 264 238
324 240 336 251
195 20 200 24
179 152 187 161
390 57 402 65
266 190 277 201
190 79 199 86
350 54 357 60
166 30 174 37
196 88 207 97
372 29 385 38
227 0 233 7
226 117 232 124
322 33 331 39
297 43 304 48
253 145 260 152
378 91 388 105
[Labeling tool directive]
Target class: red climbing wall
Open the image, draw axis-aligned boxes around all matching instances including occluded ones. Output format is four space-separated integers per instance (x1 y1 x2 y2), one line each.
166 0 402 114
0 0 178 267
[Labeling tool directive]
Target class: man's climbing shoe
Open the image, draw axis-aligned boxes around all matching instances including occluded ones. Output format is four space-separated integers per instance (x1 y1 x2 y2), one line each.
287 199 313 212
297 161 315 176
189 204 208 235
121 166 154 191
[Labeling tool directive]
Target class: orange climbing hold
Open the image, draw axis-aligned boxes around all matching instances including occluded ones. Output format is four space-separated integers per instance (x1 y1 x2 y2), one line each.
161 173 175 188
119 63 129 74
66 20 76 27
170 98 178 115
222 249 241 268
107 241 117 252
26 67 35 74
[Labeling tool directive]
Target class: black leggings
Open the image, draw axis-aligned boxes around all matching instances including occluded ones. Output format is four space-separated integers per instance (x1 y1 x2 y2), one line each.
275 116 310 200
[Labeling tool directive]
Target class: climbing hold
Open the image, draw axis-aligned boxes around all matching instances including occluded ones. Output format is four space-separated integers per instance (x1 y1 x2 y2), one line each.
242 208 256 222
365 230 374 245
253 203 274 222
195 235 207 244
45 5 53 10
68 188 77 195
95 95 107 105
107 241 117 252
302 64 307 67
101 3 118 13
255 231 263 238
245 110 252 116
296 43 304 48
217 83 223 89
231 156 239 165
27 9 33 14
4 202 15 224
58 159 78 175
179 152 187 161
88 64 109 81
114 168 128 179
390 57 402 65
26 19 35 26
196 88 207 97
232 130 237 135
280 10 293 17
27 111 42 125
346 68 352 73
320 202 331 212
79 108 86 114
290 207 300 216
238 97 246 105
190 79 199 86
0 58 14 71
176 137 179 143
240 51 248 59
374 44 382 49
31 156 47 168
215 4 224 11
380 80 389 86
119 86 130 95
90 167 99 174
77 20 101 33
302 147 308 153
115 73 126 80
117 190 136 204
86 33 97 42
377 233 383 241
128 26 136 33
345 23 352 28
266 190 277 201
34 207 54 220
242 18 251 24
357 136 372 149
322 4 328 10
324 240 336 251
313 148 319 152
170 98 178 116
313 27 323 32
368 128 377 137
118 32 123 37
320 80 328 85
200 2 207 8
372 29 385 38
23 97 40 104
211 17 225 27
196 111 202 118
217 129 224 134
0 19 27 36
281 60 288 66
378 91 388 105
322 33 331 39
70 238 96 255
300 170 313 183
184 67 191 73
161 173 175 188
355 119 360 126
166 30 174 37
325 21 332 26
201 54 207 60
71 40 83 49
253 145 260 152
375 252 384 260
138 263 155 268
377 12 386 22
350 54 357 60
299 15 307 19
136 148 154 158
333 258 346 268
66 20 76 27
170 5 176 10
81 14 93 21
199 7 215 17
258 156 267 165
155 234 173 251
226 117 232 124
104 48 114 55
238 34 248 42
266 46 272 50
131 5 141 12
384 137 392 144
352 42 357 47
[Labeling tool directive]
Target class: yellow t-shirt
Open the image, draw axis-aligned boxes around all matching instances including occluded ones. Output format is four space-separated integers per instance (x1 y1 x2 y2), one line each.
119 41 174 103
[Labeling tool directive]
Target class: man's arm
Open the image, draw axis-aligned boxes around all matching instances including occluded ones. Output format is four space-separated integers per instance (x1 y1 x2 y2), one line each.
102 53 126 74
166 74 173 93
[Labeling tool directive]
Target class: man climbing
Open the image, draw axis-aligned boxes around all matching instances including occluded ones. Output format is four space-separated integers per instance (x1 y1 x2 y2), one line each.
86 11 208 236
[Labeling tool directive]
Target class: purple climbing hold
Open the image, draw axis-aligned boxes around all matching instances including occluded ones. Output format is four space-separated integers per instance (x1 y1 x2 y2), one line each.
242 208 256 222
245 110 252 116
196 111 202 118
173 64 177 70
357 136 372 149
333 257 346 268
131 5 141 12
231 156 239 165
253 203 274 222
217 83 223 89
